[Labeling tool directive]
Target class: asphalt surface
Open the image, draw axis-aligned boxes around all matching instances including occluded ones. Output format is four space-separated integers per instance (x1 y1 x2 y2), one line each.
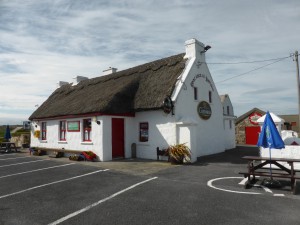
0 146 300 225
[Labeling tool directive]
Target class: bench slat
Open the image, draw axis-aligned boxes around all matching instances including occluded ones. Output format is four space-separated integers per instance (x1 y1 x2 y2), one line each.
239 172 300 179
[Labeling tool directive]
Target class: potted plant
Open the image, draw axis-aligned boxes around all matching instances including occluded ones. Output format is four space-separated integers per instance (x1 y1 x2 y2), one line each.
167 143 191 164
34 130 40 138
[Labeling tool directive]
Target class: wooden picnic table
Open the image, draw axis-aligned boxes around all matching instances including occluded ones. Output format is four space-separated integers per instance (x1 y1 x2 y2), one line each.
0 142 18 153
239 156 300 194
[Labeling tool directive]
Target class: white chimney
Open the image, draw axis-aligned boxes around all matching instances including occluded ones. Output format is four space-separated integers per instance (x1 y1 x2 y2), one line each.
184 38 206 59
57 81 69 88
102 67 117 76
72 76 88 86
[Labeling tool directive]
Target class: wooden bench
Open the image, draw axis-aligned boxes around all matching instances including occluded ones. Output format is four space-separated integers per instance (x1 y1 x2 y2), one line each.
239 156 300 195
156 147 169 161
0 142 19 153
239 171 300 194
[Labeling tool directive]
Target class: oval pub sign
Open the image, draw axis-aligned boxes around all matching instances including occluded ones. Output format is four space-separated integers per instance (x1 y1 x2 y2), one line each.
197 101 212 120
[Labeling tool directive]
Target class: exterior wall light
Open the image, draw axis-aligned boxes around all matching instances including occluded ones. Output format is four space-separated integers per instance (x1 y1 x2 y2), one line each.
201 45 211 53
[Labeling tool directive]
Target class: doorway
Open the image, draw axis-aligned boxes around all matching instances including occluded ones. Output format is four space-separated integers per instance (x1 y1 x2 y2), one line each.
245 126 260 145
112 118 125 158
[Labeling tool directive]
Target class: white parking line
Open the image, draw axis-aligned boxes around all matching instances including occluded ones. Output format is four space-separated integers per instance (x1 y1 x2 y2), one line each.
274 194 285 197
0 156 31 160
0 163 76 179
48 176 158 225
0 169 109 200
0 159 50 168
0 154 16 157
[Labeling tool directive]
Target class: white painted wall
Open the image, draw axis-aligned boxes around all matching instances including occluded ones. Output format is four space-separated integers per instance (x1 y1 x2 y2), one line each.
173 51 235 159
30 117 104 160
130 111 176 160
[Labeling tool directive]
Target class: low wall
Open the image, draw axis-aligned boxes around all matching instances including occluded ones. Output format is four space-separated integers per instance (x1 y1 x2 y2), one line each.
260 146 300 170
11 134 30 147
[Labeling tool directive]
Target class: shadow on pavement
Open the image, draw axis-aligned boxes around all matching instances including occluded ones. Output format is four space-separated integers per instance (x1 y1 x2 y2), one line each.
196 145 259 166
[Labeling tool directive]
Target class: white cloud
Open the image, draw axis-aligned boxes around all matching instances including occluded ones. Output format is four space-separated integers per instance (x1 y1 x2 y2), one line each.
0 0 300 124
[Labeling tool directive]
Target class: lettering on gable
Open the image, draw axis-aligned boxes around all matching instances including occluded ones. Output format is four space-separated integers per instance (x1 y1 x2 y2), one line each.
196 61 202 69
190 73 214 91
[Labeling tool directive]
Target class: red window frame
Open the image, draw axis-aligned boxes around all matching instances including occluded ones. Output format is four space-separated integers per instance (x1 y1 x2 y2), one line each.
59 121 66 141
83 119 92 142
139 122 149 142
41 122 47 140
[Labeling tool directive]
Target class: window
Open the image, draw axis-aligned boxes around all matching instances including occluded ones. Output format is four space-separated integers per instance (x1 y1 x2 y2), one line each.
41 122 47 140
209 91 212 103
229 120 232 129
83 119 92 141
227 106 230 115
194 87 198 100
59 121 66 141
139 122 149 142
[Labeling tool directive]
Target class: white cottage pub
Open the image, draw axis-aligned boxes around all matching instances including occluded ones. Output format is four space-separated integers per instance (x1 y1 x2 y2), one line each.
29 38 236 162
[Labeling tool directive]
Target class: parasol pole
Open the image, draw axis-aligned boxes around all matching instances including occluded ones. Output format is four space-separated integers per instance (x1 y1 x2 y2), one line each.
268 145 273 180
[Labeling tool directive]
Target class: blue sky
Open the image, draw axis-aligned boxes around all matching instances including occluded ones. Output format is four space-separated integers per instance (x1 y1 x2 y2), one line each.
0 0 300 125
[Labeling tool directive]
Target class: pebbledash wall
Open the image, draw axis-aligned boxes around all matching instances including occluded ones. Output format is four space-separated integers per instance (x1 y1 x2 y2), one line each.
30 39 236 162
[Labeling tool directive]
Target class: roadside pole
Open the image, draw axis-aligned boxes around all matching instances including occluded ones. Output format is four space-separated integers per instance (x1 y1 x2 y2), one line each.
295 51 300 135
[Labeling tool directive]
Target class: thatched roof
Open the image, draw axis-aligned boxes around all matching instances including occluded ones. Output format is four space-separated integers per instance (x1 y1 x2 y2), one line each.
29 53 186 120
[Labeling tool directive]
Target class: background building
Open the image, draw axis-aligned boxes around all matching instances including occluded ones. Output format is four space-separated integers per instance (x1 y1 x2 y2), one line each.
235 108 265 145
279 114 299 134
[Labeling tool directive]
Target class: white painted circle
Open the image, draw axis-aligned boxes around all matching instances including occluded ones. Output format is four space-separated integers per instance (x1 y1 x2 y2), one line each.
207 177 261 195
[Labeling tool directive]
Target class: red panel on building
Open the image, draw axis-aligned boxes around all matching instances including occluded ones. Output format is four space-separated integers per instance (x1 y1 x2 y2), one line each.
245 126 261 145
112 118 125 158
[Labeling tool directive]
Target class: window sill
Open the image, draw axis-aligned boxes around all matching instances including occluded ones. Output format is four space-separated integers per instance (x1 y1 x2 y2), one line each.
81 142 93 145
40 140 47 143
58 141 67 144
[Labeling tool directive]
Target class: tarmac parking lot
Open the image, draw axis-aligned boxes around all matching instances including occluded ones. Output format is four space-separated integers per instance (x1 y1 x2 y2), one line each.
0 146 300 225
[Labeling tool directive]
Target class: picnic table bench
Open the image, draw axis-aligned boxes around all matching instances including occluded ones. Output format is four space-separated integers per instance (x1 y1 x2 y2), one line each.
0 142 18 153
239 156 300 194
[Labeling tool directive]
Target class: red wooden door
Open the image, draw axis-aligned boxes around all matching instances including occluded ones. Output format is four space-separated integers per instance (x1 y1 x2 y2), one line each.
112 118 125 158
245 126 261 145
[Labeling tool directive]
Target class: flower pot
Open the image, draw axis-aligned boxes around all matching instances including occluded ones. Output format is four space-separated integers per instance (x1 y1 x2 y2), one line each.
170 156 183 165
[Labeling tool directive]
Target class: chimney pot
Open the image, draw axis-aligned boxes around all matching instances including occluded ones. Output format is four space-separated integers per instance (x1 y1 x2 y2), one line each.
103 67 117 76
57 81 69 88
184 38 206 59
72 76 88 85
